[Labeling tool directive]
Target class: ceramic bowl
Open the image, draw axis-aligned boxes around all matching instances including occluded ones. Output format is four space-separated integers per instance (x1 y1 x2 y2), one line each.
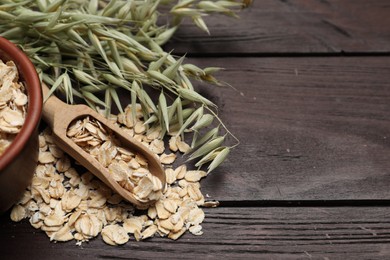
0 37 42 213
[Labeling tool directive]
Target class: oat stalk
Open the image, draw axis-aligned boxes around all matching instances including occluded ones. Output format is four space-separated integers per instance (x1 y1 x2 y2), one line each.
0 0 249 171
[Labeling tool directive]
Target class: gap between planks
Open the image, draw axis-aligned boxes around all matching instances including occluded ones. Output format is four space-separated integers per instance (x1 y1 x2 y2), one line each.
182 52 390 58
218 200 390 208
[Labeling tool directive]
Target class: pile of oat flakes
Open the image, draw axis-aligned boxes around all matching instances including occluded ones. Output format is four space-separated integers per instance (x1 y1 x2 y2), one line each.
0 59 28 155
10 104 217 245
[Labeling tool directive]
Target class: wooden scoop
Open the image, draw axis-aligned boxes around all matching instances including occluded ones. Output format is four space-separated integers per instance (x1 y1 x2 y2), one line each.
41 84 165 208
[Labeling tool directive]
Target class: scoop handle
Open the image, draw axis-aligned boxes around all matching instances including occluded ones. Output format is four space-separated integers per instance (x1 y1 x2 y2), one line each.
41 84 89 136
41 84 67 129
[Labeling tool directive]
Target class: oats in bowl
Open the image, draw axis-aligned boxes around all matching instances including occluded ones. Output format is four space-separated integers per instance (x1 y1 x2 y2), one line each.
0 59 28 155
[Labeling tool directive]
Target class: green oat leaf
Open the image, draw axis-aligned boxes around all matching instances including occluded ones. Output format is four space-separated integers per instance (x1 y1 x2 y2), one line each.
176 106 203 137
191 125 219 149
47 5 63 28
188 135 225 161
81 90 108 108
191 113 214 131
148 52 169 72
177 88 215 107
147 70 176 85
63 72 73 104
192 15 209 34
72 68 100 87
162 55 185 80
143 114 158 126
44 73 66 102
45 0 66 12
88 29 109 64
109 87 124 114
130 81 139 126
155 26 178 46
158 91 170 132
108 40 123 71
104 88 112 117
194 147 221 167
207 146 230 173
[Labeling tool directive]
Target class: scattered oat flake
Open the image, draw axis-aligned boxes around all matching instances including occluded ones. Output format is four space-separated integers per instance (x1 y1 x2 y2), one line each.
50 224 74 242
168 227 186 240
160 153 176 164
203 200 220 208
189 224 203 236
123 217 143 234
165 168 177 185
38 152 56 164
141 224 158 240
185 170 207 182
10 204 26 222
168 136 178 152
177 140 190 153
102 224 129 245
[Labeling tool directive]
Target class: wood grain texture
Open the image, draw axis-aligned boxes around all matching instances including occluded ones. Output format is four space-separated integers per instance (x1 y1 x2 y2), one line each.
2 207 390 259
186 57 390 201
1 2 389 259
165 0 390 54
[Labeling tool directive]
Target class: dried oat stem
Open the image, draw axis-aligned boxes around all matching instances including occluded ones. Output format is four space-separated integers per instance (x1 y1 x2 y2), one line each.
0 0 248 171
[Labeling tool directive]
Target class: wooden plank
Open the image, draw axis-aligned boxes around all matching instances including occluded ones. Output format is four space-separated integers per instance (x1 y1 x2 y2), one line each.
2 207 390 259
184 57 390 201
165 0 390 54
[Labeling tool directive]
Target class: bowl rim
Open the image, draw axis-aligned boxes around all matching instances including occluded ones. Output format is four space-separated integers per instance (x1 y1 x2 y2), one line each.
0 37 42 171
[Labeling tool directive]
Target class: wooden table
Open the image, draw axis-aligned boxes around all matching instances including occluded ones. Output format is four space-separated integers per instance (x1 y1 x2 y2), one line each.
1 1 390 258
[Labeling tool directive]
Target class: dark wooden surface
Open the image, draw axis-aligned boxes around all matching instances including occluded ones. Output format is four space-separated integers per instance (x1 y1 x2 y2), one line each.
3 207 390 259
166 0 390 54
1 1 390 259
194 57 390 201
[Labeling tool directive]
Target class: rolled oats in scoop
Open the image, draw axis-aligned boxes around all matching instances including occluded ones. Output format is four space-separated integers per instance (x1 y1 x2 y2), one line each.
0 59 28 155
